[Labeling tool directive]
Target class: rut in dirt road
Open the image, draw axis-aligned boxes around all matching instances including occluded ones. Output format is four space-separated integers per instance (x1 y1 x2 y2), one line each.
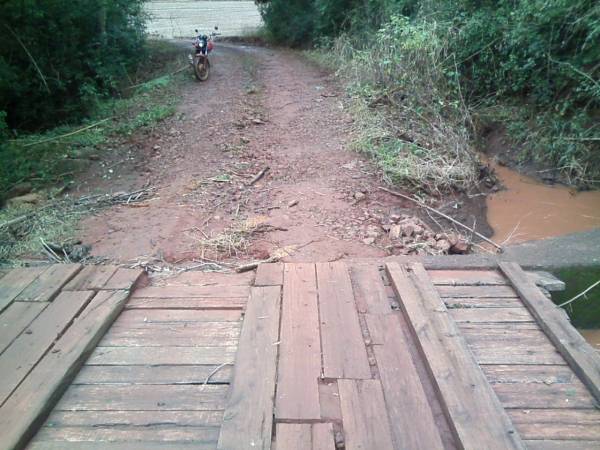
79 44 473 265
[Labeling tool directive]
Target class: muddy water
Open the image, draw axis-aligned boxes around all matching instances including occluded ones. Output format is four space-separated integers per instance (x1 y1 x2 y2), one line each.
486 164 600 245
580 329 600 351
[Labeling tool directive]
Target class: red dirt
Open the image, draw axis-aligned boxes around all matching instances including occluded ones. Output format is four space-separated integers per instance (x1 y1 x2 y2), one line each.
76 44 488 266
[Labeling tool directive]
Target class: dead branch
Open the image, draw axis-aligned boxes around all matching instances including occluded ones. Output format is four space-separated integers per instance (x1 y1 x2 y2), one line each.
378 186 504 252
4 24 50 94
23 118 113 148
249 167 270 185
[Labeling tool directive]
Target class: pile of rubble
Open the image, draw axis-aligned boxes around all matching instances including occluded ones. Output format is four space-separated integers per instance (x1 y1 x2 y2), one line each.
382 215 471 256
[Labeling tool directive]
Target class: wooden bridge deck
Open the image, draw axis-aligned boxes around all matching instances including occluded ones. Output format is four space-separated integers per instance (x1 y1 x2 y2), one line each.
1 260 599 449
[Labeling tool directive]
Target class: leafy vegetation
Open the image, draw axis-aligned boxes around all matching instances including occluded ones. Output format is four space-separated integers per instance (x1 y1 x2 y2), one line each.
260 0 600 188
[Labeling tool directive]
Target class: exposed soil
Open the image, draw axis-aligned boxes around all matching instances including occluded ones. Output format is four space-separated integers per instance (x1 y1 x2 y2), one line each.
74 43 492 266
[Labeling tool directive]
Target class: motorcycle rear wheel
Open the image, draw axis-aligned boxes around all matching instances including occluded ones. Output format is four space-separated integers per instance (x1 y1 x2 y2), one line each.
194 58 210 82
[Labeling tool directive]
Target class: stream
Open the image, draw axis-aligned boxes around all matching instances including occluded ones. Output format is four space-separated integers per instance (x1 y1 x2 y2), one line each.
485 164 600 349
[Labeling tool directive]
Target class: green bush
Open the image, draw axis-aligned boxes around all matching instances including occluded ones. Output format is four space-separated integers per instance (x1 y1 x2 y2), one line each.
0 0 146 130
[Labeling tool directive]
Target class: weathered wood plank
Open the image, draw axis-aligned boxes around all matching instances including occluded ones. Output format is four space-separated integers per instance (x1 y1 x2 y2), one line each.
0 290 94 404
508 409 600 440
131 285 250 298
338 379 395 450
429 269 507 285
449 307 534 323
500 261 600 403
63 265 118 291
0 302 47 355
125 297 246 310
319 380 342 422
218 286 281 450
32 426 219 442
87 346 237 365
15 264 82 302
113 309 242 325
482 364 575 384
27 442 216 450
45 410 223 427
492 380 596 408
275 423 335 450
101 268 143 290
444 297 522 308
466 339 565 365
524 441 600 450
55 384 228 411
276 424 311 449
0 266 47 313
366 314 444 450
350 264 391 314
316 262 370 379
254 263 283 286
276 263 321 420
154 271 254 286
386 262 524 450
437 284 517 298
0 290 129 450
73 364 232 385
100 322 241 347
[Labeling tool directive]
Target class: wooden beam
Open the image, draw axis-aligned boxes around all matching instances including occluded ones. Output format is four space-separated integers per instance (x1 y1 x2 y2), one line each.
218 286 281 450
500 261 600 403
386 262 525 450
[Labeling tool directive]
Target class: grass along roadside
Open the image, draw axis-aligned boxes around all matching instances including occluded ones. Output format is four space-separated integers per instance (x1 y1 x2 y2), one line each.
0 40 188 265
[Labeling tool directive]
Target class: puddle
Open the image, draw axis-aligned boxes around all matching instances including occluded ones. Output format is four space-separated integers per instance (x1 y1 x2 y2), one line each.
486 164 600 245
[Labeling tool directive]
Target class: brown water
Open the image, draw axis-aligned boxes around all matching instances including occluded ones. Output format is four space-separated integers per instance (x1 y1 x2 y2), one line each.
486 164 600 245
580 329 600 351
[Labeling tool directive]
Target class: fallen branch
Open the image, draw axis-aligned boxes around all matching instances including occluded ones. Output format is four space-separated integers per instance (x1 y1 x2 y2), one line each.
236 255 279 273
23 118 113 148
378 186 504 252
558 279 600 308
4 24 50 94
249 167 270 185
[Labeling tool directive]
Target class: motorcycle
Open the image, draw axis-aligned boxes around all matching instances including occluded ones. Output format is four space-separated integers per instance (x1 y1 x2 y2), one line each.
189 26 219 82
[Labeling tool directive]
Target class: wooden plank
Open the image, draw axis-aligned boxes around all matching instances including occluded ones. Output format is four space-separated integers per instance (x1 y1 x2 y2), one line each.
449 307 534 323
87 346 237 365
316 262 370 379
429 269 507 285
482 365 576 384
0 302 47 355
63 265 118 291
154 271 254 286
27 442 216 450
0 290 129 450
0 266 47 313
366 314 444 450
508 409 600 440
525 441 600 450
131 285 250 298
0 290 94 404
465 338 565 365
338 379 395 450
500 261 600 403
275 423 335 450
254 262 283 286
218 286 281 450
101 268 143 290
46 410 223 427
114 309 242 325
276 424 311 449
312 423 335 450
349 264 391 314
73 364 232 385
15 264 82 302
276 263 321 420
319 380 342 422
125 297 246 310
437 284 517 298
32 426 219 442
444 297 522 308
492 380 596 408
386 262 524 449
100 322 241 347
55 384 228 411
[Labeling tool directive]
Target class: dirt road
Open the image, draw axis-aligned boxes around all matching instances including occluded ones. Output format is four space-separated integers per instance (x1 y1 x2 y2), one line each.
77 44 482 266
